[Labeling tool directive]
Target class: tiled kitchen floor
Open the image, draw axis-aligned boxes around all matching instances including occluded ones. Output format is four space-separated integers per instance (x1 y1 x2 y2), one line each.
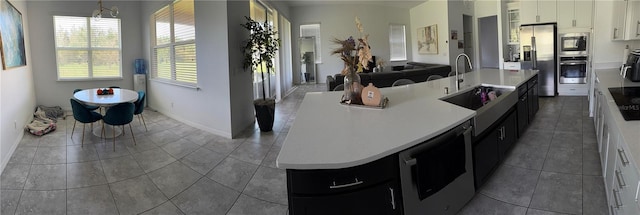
459 96 608 215
1 84 606 215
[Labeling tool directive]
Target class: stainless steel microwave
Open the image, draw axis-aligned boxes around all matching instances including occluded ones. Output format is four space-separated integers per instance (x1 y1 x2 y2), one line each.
559 32 589 56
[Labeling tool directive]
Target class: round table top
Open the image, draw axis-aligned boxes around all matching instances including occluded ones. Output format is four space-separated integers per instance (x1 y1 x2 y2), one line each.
73 88 139 106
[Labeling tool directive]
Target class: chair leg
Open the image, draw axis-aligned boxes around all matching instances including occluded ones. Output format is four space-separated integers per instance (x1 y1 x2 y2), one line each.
112 125 116 152
71 120 77 138
129 124 136 145
140 114 148 132
81 123 85 147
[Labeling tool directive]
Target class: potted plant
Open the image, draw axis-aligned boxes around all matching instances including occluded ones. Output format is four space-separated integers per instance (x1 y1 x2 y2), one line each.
241 16 280 132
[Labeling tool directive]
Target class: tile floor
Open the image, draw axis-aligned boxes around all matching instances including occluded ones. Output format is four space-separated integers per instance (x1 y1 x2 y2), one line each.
459 96 608 215
1 84 607 215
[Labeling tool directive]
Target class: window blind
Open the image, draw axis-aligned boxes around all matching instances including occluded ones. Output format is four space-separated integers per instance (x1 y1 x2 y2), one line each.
389 24 407 61
54 16 121 80
151 0 197 85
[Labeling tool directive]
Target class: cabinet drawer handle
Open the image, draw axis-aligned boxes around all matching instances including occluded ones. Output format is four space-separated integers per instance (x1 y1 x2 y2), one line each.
614 188 623 208
615 170 627 188
329 178 363 189
404 158 417 166
636 181 640 202
636 21 640 37
389 188 396 210
618 149 630 166
614 28 618 39
573 20 576 27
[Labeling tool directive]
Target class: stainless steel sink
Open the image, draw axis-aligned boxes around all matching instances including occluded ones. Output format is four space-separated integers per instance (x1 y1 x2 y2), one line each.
440 85 517 136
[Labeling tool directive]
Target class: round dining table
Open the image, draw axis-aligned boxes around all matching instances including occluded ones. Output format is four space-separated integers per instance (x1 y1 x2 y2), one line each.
73 88 139 138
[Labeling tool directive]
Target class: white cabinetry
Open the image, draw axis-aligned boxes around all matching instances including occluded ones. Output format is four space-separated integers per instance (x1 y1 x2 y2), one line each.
507 3 520 44
594 77 640 214
520 0 557 25
612 0 640 40
557 0 593 29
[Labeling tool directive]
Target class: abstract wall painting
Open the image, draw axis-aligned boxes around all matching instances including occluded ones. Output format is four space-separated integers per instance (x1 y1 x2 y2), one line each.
0 0 27 70
417 24 438 55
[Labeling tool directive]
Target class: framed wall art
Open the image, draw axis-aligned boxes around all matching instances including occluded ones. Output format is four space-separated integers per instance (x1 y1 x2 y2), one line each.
0 0 27 69
418 24 438 55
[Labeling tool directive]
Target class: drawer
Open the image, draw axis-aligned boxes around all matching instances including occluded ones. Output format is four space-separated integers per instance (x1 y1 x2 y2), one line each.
527 75 538 89
615 144 640 204
287 154 398 195
518 84 528 97
503 62 521 70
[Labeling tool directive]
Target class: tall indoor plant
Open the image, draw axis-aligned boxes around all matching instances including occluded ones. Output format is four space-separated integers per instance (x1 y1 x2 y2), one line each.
242 16 280 132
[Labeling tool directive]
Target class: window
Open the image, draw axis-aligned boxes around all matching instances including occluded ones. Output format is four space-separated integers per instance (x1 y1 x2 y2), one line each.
300 24 321 63
389 24 407 61
151 0 197 85
54 16 122 80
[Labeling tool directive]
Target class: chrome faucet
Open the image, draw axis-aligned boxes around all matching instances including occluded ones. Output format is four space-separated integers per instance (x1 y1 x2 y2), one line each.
455 53 473 91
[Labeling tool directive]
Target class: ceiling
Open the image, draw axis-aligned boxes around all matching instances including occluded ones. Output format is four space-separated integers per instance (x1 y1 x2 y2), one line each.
279 0 428 9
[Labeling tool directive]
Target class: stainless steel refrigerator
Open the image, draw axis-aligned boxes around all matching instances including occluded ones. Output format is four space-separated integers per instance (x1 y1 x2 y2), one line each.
520 24 557 96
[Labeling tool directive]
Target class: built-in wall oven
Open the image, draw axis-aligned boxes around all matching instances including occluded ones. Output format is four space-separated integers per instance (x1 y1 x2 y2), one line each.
559 56 588 84
558 32 589 89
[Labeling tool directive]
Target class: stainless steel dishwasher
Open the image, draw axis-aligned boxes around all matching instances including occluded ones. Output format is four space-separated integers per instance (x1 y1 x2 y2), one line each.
398 121 474 215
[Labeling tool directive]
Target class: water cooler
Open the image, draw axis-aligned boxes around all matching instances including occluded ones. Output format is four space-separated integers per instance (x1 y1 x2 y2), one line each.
133 59 147 106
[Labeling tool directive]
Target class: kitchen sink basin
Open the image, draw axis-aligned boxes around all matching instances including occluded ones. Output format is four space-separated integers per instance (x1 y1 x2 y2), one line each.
440 85 517 136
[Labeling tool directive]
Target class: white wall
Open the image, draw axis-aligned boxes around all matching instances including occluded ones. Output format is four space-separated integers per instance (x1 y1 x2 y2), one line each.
591 0 640 69
1 0 36 173
291 4 412 84
26 1 143 110
410 0 450 65
141 0 252 138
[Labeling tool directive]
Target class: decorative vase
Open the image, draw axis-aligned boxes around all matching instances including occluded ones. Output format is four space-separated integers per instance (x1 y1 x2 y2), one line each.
343 67 363 104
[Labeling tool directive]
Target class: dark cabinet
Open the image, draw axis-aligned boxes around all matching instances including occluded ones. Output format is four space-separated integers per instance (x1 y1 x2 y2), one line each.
497 111 518 160
290 181 400 215
516 74 539 137
527 76 539 120
473 110 517 188
473 130 499 188
517 84 529 137
287 155 402 215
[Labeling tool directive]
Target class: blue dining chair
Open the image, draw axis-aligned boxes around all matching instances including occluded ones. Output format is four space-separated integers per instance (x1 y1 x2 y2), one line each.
73 89 100 111
70 99 103 147
103 102 136 151
134 91 148 131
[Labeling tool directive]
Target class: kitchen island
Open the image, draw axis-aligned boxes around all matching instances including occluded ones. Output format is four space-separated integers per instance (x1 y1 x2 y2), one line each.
277 69 539 215
592 69 640 214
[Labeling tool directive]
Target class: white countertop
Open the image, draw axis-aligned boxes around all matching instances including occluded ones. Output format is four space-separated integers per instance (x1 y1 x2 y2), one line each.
276 69 538 170
595 69 640 169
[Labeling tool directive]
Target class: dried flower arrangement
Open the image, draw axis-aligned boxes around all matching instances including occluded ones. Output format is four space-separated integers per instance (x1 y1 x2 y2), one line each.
331 17 373 75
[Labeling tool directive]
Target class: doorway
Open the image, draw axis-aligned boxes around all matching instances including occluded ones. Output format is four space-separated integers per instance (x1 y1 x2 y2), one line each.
478 15 499 69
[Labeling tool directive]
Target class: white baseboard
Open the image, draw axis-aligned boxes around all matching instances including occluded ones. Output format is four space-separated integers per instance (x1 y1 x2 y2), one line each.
152 109 233 139
0 124 27 174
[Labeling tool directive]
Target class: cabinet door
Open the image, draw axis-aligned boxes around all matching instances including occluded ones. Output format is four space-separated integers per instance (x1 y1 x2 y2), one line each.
289 181 401 215
538 0 557 23
528 84 539 120
520 0 538 25
625 0 640 40
517 94 529 137
612 0 628 40
498 111 518 161
556 0 575 29
574 0 594 28
473 131 499 188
